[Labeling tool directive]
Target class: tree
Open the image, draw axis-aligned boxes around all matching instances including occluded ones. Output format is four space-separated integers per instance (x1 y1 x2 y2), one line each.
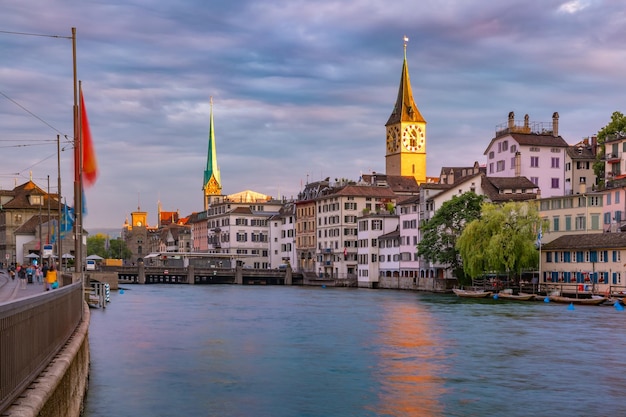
457 201 542 281
417 192 484 284
86 233 132 260
593 111 626 183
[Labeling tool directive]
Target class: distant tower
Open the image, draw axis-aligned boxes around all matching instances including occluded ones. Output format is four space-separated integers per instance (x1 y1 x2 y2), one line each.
203 97 222 210
385 36 427 184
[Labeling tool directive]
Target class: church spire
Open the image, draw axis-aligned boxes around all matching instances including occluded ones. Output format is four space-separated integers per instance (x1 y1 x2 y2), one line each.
203 97 222 210
385 36 425 126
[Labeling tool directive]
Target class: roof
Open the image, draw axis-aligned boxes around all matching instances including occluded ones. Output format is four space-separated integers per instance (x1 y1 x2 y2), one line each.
542 232 626 250
325 184 397 200
360 174 420 194
483 132 569 155
385 44 425 126
566 142 596 160
481 176 539 202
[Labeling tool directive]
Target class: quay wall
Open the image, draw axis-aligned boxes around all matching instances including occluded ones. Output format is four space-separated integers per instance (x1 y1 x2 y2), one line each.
377 275 451 292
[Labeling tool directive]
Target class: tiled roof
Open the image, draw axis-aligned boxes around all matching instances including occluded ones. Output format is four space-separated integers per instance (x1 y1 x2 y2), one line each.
481 176 539 202
542 232 626 250
483 132 569 155
329 184 398 199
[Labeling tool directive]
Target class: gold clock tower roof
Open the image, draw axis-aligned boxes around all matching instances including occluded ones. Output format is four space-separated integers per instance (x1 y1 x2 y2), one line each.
385 36 425 126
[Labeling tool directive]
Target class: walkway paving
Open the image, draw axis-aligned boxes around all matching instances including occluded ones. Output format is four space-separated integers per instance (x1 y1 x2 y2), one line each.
0 269 49 304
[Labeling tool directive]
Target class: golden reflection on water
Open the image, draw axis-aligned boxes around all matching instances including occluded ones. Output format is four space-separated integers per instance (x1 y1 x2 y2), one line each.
371 301 448 417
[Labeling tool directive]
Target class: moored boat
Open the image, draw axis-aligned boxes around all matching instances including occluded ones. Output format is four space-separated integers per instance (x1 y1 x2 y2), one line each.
453 288 493 298
496 291 534 301
548 294 607 305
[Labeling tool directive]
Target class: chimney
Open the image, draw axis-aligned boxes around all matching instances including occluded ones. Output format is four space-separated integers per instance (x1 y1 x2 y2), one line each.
508 111 515 129
552 112 559 137
524 114 529 131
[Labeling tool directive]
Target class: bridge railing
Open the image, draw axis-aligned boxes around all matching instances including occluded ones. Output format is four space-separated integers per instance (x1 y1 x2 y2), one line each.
0 281 84 413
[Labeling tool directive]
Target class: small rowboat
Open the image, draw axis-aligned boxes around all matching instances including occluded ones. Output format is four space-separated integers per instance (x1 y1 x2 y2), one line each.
453 288 493 298
548 294 607 305
496 292 535 301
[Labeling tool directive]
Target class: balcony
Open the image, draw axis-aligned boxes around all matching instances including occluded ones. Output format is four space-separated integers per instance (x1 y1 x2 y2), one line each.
606 153 621 163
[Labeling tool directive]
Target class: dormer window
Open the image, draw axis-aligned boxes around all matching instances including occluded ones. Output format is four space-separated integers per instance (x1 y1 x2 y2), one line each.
30 195 43 205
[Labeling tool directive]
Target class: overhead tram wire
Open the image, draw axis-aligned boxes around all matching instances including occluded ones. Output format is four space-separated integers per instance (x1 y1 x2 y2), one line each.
0 90 70 137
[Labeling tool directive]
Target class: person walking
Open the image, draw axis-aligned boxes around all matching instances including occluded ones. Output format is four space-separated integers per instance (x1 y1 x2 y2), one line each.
46 264 58 291
18 265 27 289
35 265 42 284
26 264 34 284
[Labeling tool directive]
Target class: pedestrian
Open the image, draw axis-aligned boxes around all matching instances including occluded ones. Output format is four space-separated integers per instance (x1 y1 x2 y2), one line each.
26 264 34 284
46 264 58 291
9 265 15 280
36 265 44 284
42 262 49 284
18 265 27 289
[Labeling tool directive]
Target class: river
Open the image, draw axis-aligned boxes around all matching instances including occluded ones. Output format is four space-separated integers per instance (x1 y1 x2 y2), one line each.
83 285 626 417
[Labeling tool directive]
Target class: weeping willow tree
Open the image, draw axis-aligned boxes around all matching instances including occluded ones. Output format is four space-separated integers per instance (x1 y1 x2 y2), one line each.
457 201 543 280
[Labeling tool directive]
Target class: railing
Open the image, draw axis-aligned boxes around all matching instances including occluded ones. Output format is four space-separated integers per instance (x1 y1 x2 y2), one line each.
0 281 84 413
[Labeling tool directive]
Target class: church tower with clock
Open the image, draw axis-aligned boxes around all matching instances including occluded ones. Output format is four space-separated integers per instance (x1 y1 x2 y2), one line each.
385 37 427 184
203 97 223 210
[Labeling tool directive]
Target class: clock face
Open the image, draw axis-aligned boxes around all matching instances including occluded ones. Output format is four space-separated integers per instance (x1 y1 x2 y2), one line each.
137 221 142 227
402 125 425 152
386 126 400 153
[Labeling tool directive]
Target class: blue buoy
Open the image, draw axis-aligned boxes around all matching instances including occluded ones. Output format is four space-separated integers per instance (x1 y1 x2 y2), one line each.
322 285 326 288
614 302 624 311
493 294 499 300
567 302 575 311
120 289 125 294
544 297 550 303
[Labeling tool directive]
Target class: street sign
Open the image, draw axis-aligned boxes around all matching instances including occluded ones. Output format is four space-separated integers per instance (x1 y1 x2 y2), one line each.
43 244 53 257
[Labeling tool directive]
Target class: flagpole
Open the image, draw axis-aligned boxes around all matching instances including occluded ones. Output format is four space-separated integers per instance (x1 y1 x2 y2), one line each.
72 27 84 276
57 134 63 272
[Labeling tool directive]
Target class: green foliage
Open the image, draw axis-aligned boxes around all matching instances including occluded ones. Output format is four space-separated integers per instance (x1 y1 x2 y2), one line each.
593 111 626 181
417 192 484 284
86 233 132 260
457 201 542 280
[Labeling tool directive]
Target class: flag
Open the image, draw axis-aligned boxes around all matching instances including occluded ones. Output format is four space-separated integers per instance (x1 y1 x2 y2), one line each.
536 225 543 248
80 88 98 187
61 200 75 237
50 219 57 243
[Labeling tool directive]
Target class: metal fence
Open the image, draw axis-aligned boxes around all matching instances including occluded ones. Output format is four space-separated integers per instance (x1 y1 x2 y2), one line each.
0 281 84 413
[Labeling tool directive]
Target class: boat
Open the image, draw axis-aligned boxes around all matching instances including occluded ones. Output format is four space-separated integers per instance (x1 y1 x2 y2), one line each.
548 294 607 305
453 288 493 298
496 291 534 301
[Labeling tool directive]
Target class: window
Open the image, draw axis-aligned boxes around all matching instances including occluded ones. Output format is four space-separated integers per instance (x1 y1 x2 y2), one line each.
530 177 539 186
551 157 560 168
496 160 505 171
616 191 621 204
551 178 559 188
607 194 612 205
553 217 560 231
530 157 539 167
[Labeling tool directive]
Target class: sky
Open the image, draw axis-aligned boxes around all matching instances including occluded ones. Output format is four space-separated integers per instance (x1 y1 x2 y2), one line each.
1 0 625 230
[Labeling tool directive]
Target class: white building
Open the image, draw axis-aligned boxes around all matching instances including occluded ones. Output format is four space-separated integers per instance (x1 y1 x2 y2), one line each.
484 111 569 198
357 214 399 288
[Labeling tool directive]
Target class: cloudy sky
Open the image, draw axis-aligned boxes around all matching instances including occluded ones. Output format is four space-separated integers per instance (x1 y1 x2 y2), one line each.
1 0 625 230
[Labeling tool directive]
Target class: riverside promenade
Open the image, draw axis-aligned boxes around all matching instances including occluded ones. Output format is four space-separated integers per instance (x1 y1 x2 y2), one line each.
0 268 90 417
0 268 50 302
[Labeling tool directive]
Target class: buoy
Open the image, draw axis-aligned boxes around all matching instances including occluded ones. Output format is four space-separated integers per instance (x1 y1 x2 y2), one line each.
567 302 575 310
544 297 550 303
322 285 326 288
120 289 125 294
615 302 624 311
493 294 499 300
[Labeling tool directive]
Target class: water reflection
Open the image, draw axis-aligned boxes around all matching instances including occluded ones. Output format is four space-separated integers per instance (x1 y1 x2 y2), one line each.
371 300 448 416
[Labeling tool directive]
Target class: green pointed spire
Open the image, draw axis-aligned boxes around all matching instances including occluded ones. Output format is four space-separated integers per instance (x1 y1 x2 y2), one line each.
204 97 221 186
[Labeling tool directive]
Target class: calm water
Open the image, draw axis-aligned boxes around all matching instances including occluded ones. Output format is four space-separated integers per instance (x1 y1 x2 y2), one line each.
83 285 626 417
